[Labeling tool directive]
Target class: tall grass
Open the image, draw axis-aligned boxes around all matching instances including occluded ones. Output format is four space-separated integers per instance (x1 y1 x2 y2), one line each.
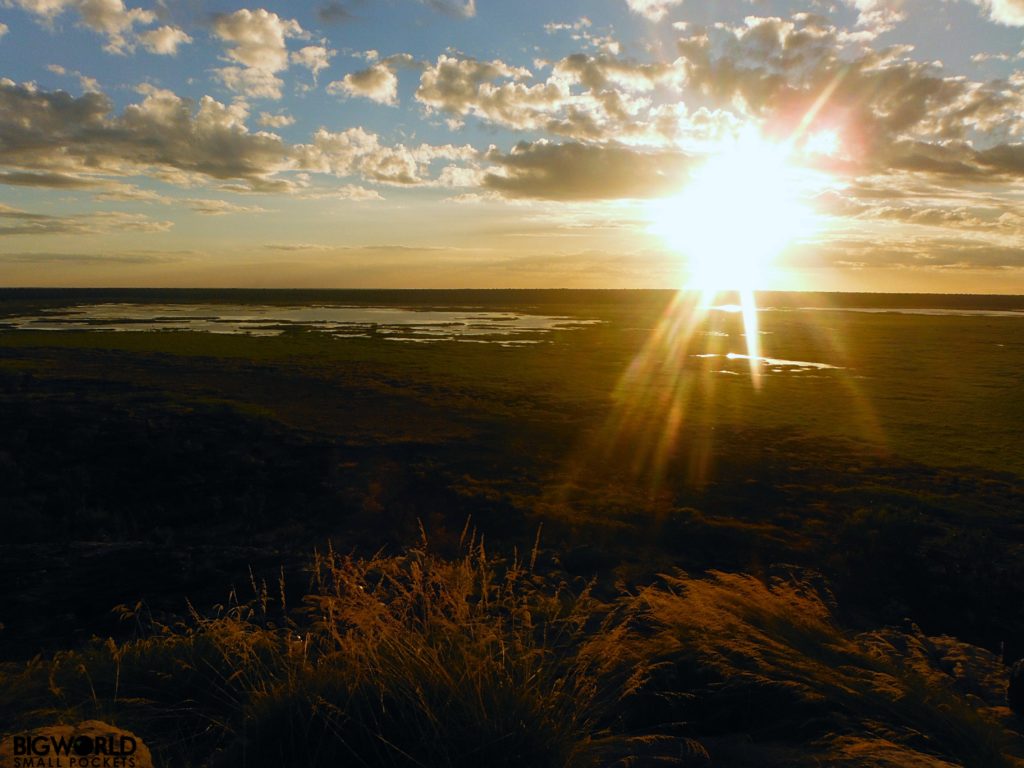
1 535 1017 767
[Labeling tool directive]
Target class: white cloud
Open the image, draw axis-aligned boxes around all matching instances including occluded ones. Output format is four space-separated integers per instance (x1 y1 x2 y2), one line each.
211 9 304 99
624 0 683 22
212 8 302 72
76 0 154 53
214 66 285 100
327 53 417 106
972 0 1024 25
841 0 906 35
422 0 475 17
139 25 192 55
0 79 481 195
328 62 399 105
258 111 295 127
8 0 159 54
290 45 334 83
295 126 476 185
45 63 101 92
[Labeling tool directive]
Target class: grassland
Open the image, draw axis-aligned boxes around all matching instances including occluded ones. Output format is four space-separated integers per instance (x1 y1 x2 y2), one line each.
1 289 1023 766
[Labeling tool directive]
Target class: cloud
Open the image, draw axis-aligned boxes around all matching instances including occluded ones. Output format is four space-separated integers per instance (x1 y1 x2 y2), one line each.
0 170 102 187
0 250 189 264
258 111 295 127
317 1 353 24
326 53 419 105
328 63 398 104
624 0 683 22
291 45 335 84
212 8 302 71
184 197 268 215
138 25 192 55
0 79 292 189
482 140 690 200
970 0 1024 25
414 52 686 142
46 63 102 92
76 0 155 53
792 235 1024 271
331 55 409 106
423 0 475 18
263 242 333 251
673 15 1024 171
840 0 906 35
214 66 285 99
295 126 477 185
211 8 303 99
0 203 172 235
8 0 160 53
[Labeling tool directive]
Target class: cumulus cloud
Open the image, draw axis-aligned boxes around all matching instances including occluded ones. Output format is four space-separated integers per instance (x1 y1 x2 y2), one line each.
45 63 101 92
971 0 1024 26
482 140 690 200
674 15 1024 164
212 8 302 71
8 0 160 53
414 52 687 142
328 62 399 104
258 111 295 127
214 66 285 99
212 8 303 98
294 126 477 185
0 79 292 189
326 53 418 105
625 0 683 22
0 79 482 197
138 25 192 55
291 45 334 84
841 0 906 35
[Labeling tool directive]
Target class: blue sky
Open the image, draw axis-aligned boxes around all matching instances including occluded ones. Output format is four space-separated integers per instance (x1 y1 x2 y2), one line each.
1 0 1023 290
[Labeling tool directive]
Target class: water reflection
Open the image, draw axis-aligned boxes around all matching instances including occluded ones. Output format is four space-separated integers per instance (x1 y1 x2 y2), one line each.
0 303 601 343
693 351 840 371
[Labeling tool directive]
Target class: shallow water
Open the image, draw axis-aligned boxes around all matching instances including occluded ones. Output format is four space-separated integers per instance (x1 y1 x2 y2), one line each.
693 352 840 371
0 303 601 343
792 307 1024 318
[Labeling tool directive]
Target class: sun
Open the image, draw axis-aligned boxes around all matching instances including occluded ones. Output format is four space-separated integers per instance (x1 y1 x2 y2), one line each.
649 131 819 292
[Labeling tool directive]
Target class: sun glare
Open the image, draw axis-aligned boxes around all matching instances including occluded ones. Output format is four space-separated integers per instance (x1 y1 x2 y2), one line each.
649 131 818 293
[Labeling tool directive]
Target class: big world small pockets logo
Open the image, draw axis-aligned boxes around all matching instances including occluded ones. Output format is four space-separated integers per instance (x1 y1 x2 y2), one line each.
1 723 147 768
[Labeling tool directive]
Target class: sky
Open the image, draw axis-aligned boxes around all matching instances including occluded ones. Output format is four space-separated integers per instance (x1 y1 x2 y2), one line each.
0 0 1023 291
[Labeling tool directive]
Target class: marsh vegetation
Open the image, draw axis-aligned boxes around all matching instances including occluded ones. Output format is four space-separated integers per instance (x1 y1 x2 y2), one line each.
2 288 1023 766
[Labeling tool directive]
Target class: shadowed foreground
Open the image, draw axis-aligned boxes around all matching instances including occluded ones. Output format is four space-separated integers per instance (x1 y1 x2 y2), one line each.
3 536 1021 768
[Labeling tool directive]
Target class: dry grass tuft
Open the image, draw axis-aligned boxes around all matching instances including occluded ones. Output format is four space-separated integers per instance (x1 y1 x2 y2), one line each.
1 540 1018 767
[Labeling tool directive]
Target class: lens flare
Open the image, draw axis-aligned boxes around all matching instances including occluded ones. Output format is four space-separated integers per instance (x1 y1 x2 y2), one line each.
648 130 823 385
